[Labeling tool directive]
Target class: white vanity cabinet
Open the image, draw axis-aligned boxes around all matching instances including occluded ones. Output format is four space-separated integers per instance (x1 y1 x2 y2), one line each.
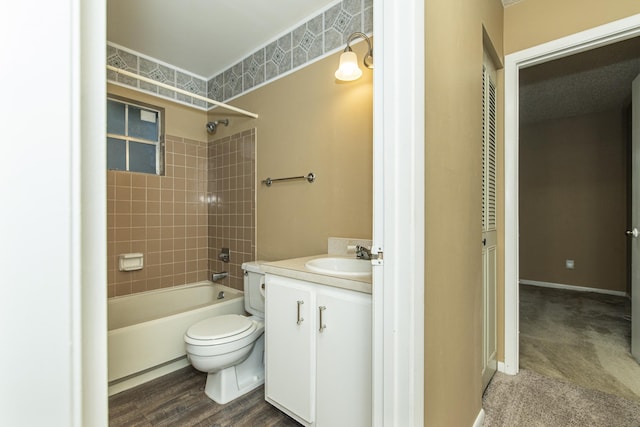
265 274 372 427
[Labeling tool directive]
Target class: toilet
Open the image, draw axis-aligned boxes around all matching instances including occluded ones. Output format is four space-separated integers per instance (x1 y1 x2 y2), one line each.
184 261 265 404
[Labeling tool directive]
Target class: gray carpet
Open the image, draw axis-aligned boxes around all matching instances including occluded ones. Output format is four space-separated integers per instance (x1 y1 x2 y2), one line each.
519 284 640 402
482 285 640 426
483 368 640 426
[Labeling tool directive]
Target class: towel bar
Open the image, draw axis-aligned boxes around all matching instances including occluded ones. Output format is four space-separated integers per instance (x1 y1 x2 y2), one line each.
262 172 315 187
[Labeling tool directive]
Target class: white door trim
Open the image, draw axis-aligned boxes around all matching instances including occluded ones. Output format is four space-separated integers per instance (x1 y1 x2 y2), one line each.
503 13 640 375
373 0 425 425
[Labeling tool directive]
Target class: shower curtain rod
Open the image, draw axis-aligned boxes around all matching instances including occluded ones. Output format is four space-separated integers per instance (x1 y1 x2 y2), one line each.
106 65 259 119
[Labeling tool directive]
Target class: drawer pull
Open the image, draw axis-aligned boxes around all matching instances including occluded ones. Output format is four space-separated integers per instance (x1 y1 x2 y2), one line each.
319 306 327 332
297 300 304 325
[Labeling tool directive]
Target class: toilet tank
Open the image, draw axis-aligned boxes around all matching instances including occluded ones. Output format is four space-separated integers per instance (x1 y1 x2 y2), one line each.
241 261 265 316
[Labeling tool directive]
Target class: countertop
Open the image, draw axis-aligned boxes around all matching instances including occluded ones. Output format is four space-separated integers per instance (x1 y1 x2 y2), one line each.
262 254 372 294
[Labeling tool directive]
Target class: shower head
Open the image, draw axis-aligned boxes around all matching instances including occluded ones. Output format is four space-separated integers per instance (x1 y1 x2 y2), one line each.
206 119 229 133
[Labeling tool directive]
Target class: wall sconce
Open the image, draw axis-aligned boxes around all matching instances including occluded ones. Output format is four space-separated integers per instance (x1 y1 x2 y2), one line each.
334 32 373 82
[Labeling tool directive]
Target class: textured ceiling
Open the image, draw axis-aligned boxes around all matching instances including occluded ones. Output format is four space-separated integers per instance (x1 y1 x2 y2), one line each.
107 0 337 78
520 36 640 124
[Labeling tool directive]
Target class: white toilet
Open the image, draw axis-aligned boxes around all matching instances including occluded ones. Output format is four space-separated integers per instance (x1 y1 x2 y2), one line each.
184 261 265 404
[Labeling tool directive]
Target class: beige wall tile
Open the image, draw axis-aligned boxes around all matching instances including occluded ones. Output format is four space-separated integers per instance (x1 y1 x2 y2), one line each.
115 282 132 297
131 187 146 201
147 227 161 240
131 174 146 188
146 265 161 280
131 227 146 241
131 214 146 227
107 129 256 297
146 214 161 227
147 201 161 214
131 280 147 294
147 239 161 253
146 175 160 189
131 201 146 214
131 241 145 253
115 172 131 187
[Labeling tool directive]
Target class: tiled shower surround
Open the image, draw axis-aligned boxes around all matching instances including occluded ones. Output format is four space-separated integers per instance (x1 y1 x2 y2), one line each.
207 129 257 290
107 131 256 297
107 136 209 297
107 0 372 109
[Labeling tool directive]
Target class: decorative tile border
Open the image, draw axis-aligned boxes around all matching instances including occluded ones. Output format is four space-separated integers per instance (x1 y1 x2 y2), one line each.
107 0 372 110
210 0 372 104
292 15 324 70
107 43 208 109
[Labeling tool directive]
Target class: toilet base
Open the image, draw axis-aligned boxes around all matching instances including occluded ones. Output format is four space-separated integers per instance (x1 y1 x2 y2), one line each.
204 334 265 404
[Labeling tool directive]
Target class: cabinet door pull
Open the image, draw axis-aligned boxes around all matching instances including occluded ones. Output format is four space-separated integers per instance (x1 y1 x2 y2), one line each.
319 306 327 332
296 300 304 325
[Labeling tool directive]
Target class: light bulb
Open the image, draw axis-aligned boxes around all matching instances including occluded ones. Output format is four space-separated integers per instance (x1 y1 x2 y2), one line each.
335 51 363 81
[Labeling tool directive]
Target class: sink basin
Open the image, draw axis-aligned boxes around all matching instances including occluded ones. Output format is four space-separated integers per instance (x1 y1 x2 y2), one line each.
305 257 372 276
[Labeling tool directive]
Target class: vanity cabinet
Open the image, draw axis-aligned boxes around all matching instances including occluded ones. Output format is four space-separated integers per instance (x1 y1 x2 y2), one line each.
265 274 372 427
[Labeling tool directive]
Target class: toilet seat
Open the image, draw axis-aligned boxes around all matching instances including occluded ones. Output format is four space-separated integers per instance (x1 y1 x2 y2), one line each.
185 314 257 346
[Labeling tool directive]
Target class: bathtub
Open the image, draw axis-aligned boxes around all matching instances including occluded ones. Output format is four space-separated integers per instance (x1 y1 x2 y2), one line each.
108 281 245 395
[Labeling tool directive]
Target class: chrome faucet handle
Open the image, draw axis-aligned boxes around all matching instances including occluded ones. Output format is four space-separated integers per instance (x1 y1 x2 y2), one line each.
355 245 371 260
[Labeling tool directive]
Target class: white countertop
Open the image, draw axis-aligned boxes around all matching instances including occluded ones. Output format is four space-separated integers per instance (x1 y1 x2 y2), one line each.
262 254 372 294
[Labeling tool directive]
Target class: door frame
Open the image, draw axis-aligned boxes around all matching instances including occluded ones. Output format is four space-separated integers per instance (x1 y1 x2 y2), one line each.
372 0 425 425
73 0 425 423
503 14 640 375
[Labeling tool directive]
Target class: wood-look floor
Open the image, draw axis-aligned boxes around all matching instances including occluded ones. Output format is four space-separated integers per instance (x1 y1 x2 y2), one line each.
109 366 301 426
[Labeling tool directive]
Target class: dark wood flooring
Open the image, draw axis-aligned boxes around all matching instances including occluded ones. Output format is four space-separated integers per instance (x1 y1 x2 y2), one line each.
109 366 301 426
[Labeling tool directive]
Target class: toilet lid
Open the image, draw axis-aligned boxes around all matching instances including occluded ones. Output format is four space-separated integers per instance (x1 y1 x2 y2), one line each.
186 314 253 341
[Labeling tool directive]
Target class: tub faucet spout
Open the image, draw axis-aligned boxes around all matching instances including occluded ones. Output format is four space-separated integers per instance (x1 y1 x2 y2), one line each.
211 271 228 281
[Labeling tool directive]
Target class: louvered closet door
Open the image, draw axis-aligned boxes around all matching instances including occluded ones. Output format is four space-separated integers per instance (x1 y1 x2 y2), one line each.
481 51 498 391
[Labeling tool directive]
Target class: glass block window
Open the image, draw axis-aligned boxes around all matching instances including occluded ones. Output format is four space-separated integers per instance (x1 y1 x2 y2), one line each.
107 96 164 175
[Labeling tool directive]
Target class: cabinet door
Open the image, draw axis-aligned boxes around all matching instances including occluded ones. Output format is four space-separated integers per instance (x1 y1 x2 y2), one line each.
316 287 372 427
265 275 315 424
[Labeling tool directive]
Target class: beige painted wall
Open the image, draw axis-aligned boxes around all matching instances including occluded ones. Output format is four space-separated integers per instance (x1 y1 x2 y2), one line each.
504 0 640 54
208 50 373 261
424 0 503 425
520 109 628 292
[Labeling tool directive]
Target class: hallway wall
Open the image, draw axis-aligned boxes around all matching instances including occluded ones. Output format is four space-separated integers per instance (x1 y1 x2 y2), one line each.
504 0 640 55
520 109 628 293
424 0 504 425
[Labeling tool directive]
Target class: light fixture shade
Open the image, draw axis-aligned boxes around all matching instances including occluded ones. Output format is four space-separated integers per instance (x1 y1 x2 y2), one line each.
335 51 363 81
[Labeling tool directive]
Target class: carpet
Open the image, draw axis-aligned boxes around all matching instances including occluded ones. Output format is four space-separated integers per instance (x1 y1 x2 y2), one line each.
519 284 640 402
483 368 640 426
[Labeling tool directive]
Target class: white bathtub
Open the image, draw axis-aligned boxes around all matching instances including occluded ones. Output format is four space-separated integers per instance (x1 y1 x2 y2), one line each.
108 281 245 395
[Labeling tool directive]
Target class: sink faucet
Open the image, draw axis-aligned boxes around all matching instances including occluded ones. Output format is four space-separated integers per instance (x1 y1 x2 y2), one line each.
356 245 372 260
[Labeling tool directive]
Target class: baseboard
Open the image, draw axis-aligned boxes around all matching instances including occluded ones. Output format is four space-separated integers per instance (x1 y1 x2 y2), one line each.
108 357 190 396
519 279 628 298
473 408 485 427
